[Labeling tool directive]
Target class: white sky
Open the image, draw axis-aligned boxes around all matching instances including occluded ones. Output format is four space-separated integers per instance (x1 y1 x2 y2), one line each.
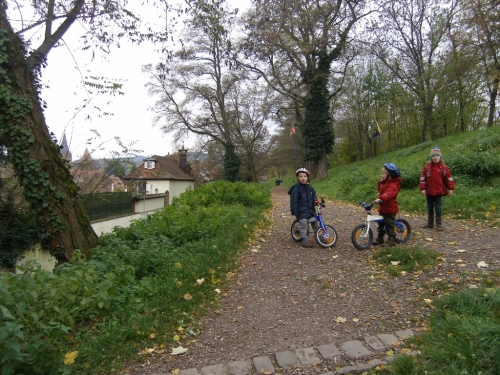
33 0 251 160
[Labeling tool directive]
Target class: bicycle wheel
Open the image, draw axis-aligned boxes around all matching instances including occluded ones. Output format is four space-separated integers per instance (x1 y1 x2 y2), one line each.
290 220 302 242
351 224 373 250
315 225 338 248
394 219 411 244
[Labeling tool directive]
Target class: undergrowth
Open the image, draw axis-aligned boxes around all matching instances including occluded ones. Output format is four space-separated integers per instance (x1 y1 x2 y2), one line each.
0 181 271 375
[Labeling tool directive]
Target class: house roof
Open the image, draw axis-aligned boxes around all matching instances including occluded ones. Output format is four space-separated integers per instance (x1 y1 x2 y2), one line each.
123 154 195 181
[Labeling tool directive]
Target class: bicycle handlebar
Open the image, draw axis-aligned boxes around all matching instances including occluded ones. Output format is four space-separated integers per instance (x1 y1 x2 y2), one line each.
358 200 382 210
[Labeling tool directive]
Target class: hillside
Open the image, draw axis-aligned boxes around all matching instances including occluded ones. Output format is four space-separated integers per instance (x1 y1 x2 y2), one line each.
279 127 500 225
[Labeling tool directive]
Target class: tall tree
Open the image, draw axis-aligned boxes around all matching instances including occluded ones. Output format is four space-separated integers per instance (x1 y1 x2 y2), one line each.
365 0 458 142
0 1 168 262
461 0 500 127
146 0 243 179
146 0 277 181
239 0 364 179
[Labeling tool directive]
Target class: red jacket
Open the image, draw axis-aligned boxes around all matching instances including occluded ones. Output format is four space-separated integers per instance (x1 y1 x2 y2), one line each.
419 162 455 196
377 177 401 215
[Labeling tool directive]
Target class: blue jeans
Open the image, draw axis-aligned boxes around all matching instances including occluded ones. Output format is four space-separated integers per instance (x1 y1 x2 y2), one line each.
426 195 443 218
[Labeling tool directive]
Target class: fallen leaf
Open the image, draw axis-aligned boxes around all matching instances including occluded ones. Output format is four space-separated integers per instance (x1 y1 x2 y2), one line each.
64 351 78 365
477 261 489 268
184 293 193 301
173 335 180 341
171 346 188 355
334 316 347 323
171 369 180 375
196 278 205 285
390 261 400 266
456 249 467 253
424 298 432 305
214 289 221 294
425 238 433 241
149 333 156 339
352 318 359 322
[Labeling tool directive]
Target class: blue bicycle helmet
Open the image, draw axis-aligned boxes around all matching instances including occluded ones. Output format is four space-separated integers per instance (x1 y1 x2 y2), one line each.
383 163 400 178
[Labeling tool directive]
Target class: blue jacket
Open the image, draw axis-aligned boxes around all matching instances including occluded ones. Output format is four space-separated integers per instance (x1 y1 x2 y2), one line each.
288 182 317 220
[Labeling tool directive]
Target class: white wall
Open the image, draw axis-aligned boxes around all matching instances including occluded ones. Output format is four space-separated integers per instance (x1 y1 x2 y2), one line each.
91 209 162 236
133 195 165 212
168 181 194 203
17 244 57 273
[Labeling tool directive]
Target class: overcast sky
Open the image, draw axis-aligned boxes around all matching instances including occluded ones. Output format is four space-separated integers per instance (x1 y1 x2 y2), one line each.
34 0 250 160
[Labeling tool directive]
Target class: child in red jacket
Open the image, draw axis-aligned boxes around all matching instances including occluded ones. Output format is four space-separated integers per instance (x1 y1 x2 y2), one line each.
373 163 402 247
420 147 455 231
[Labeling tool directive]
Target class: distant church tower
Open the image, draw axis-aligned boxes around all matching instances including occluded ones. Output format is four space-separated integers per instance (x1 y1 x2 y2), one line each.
60 132 72 162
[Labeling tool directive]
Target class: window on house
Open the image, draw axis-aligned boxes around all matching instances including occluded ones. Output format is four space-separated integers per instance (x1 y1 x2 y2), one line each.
145 160 155 169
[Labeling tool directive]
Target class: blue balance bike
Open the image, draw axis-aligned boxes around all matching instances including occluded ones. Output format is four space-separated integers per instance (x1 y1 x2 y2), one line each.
290 198 338 248
351 201 411 250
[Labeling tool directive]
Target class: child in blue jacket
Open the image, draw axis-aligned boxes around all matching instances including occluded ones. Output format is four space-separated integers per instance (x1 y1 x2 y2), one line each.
288 168 319 248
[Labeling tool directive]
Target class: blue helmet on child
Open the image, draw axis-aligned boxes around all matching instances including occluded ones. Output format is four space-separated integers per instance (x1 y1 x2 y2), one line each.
383 163 400 178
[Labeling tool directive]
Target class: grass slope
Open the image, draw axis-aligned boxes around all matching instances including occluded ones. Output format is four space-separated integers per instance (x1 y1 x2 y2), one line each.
279 127 500 225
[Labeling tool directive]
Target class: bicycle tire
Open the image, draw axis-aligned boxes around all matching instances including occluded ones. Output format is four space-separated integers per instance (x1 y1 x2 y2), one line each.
290 220 302 242
351 224 373 250
314 225 338 248
394 219 411 244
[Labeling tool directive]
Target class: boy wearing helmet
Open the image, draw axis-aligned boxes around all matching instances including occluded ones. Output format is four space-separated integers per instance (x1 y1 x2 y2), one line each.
288 168 319 248
419 147 455 231
373 163 402 247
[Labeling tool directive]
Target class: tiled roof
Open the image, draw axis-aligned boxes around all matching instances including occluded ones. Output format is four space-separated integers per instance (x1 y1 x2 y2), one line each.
123 155 194 181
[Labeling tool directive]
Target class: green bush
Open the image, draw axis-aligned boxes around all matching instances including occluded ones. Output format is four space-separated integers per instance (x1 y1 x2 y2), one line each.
0 181 271 375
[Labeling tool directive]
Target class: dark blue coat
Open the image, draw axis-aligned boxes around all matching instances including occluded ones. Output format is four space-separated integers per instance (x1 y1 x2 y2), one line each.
288 182 318 220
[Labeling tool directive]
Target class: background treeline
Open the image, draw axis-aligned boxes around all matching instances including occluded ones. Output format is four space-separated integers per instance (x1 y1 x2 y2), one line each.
264 0 498 174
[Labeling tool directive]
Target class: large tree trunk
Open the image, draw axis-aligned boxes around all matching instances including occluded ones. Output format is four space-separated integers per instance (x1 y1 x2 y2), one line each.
0 6 99 262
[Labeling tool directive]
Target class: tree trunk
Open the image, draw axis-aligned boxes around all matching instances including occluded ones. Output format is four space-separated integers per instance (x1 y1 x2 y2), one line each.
0 7 99 262
487 80 498 128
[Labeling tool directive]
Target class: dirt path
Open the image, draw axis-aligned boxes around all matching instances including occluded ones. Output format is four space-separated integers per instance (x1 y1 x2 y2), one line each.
125 185 499 374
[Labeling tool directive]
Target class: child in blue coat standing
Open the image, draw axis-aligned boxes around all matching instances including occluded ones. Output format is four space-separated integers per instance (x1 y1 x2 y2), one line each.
288 168 319 248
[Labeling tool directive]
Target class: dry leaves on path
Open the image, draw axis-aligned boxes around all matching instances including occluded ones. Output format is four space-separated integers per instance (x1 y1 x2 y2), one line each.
124 186 500 375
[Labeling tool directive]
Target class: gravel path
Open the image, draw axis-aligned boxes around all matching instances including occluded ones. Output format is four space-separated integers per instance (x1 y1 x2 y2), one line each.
123 186 500 375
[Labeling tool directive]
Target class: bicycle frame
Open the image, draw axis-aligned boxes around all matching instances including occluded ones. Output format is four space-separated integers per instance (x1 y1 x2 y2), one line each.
358 202 405 236
315 202 330 237
290 198 338 248
351 201 411 250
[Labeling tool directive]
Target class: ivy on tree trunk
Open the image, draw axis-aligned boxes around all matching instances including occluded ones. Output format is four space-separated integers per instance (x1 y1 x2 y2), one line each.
0 7 99 263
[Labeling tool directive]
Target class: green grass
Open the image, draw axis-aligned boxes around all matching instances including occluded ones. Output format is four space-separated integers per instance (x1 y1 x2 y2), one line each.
372 246 440 276
370 287 500 375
